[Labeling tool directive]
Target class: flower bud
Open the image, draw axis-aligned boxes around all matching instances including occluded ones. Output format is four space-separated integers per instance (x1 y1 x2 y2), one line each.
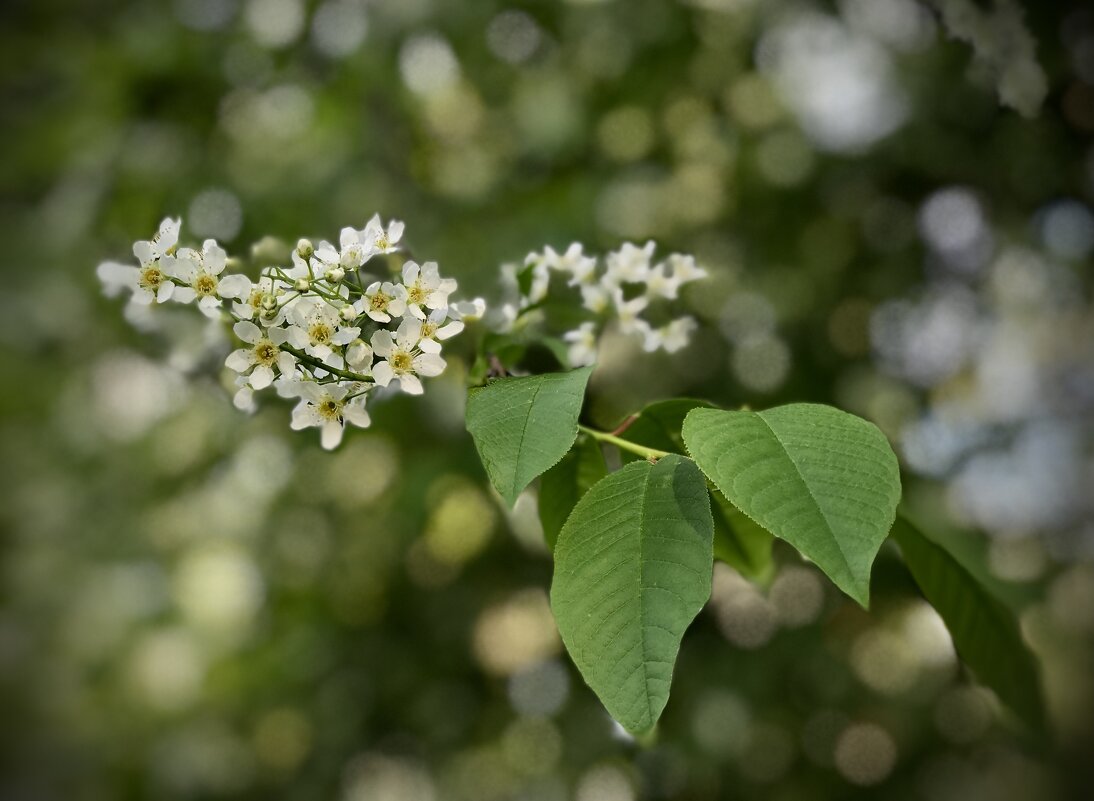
260 294 278 311
340 304 358 321
296 238 314 259
327 266 346 283
294 278 311 292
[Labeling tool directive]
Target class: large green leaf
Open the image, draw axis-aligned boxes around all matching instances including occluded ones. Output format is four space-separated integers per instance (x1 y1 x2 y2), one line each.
538 435 608 551
465 366 593 506
551 455 713 734
616 398 713 464
682 404 901 607
892 515 1045 730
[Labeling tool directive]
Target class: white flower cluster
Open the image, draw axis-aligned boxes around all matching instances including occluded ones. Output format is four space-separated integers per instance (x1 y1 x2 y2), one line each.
99 215 485 449
510 241 707 367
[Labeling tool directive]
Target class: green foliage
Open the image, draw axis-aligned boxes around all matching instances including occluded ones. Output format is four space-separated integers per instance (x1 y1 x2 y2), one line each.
709 487 775 581
892 515 1046 731
682 404 901 607
613 398 773 576
615 398 713 463
465 367 593 506
551 455 714 734
538 435 608 551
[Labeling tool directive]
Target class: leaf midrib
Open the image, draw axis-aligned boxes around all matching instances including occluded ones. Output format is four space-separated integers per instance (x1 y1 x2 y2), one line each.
752 412 857 584
509 379 544 499
635 461 654 729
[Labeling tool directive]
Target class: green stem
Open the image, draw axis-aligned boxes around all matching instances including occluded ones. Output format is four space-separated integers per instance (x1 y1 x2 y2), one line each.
578 424 670 461
281 345 374 384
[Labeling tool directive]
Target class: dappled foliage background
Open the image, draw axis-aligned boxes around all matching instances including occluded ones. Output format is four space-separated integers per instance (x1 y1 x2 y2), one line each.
2 0 1093 799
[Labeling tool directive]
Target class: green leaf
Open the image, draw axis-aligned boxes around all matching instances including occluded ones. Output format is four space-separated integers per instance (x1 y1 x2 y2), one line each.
891 515 1045 731
615 398 713 464
709 488 774 580
538 436 608 551
682 404 901 607
465 367 593 506
551 455 714 734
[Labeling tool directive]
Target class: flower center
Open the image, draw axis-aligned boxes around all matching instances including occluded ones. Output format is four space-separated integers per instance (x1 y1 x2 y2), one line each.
420 321 437 339
194 273 218 297
375 233 390 251
407 284 427 305
390 350 412 373
370 292 390 312
254 340 279 366
138 266 164 290
309 322 332 345
317 398 343 422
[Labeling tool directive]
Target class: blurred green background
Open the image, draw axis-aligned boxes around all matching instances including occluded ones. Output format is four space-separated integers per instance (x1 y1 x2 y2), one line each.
2 0 1093 799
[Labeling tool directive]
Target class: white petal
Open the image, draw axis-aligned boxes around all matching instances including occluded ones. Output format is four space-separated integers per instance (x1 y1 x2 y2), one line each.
198 296 222 318
156 283 175 303
398 373 423 395
346 341 372 367
291 402 321 430
173 287 196 304
366 309 391 323
225 349 254 373
288 326 309 348
397 318 422 346
414 353 446 377
402 261 420 285
321 421 344 450
332 327 359 345
218 273 251 299
297 382 325 403
233 386 255 412
233 320 262 344
436 321 464 340
203 240 227 274
277 352 296 374
372 361 394 386
132 241 154 265
343 402 371 428
250 364 274 389
157 217 181 252
371 330 395 357
418 337 441 354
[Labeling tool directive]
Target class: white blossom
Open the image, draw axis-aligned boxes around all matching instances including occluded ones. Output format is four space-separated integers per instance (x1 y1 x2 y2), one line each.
611 287 649 334
286 298 359 359
371 318 446 395
564 322 598 367
666 253 707 284
288 382 372 450
345 339 374 370
356 280 408 323
101 213 482 446
133 217 180 266
450 297 487 321
660 316 698 353
233 275 288 324
401 261 457 320
604 240 655 284
548 243 598 286
419 307 465 346
360 214 405 256
225 321 296 389
171 239 244 317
